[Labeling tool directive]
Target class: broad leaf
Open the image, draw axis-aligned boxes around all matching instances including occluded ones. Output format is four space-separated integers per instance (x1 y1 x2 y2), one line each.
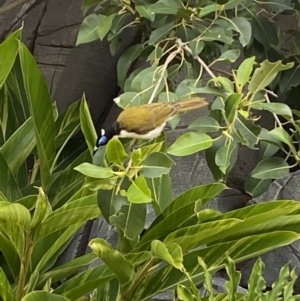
75 163 114 178
127 176 152 203
251 157 290 180
168 133 213 156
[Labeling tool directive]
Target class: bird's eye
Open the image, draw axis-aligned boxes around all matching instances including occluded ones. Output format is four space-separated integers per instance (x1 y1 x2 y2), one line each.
98 135 107 145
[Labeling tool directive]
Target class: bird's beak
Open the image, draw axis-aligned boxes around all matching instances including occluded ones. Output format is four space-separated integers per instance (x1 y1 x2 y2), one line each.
93 146 98 155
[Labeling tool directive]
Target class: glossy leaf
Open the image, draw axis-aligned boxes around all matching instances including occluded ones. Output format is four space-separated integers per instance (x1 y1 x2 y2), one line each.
151 240 183 270
268 127 296 152
80 96 97 156
22 292 71 301
249 60 294 95
251 102 293 120
136 5 155 21
252 15 278 49
0 152 22 201
148 23 174 45
75 163 114 178
225 94 242 123
229 17 252 47
279 67 300 94
244 175 272 198
0 268 14 301
114 92 141 109
251 157 290 180
237 56 256 88
89 238 136 293
168 132 213 156
215 143 237 174
0 29 21 88
97 14 114 40
110 203 146 240
140 152 174 178
106 138 128 165
19 42 56 189
77 14 103 45
188 116 220 133
127 176 152 203
117 44 143 88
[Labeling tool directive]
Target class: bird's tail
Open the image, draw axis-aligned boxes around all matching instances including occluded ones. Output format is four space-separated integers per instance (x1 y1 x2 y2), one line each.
173 97 208 113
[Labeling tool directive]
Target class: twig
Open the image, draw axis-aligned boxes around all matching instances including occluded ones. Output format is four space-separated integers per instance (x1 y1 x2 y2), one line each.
148 39 183 104
265 89 278 98
265 92 283 128
178 38 217 80
0 0 34 15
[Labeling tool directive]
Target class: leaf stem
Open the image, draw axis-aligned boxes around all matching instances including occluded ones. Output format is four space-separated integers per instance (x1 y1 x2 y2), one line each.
16 234 33 301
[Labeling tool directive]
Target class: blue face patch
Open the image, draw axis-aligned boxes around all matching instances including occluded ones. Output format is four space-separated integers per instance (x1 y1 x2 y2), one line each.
98 135 107 145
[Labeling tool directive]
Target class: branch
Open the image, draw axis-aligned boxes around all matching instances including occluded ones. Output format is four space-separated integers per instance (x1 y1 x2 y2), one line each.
148 41 183 104
265 92 283 128
178 38 217 80
0 0 34 15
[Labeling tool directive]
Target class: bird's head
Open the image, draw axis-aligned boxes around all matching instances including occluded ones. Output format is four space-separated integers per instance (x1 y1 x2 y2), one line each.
93 122 120 154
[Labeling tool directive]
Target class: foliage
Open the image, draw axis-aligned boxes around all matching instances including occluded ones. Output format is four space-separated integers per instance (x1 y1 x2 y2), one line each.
1 6 300 301
77 0 300 197
177 256 300 301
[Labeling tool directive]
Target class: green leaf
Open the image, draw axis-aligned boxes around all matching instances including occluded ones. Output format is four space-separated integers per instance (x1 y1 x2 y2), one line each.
251 102 293 120
22 291 71 301
148 0 182 15
0 267 14 301
252 15 278 49
251 157 290 180
261 0 294 13
245 175 272 198
140 152 174 178
188 116 220 133
0 202 31 257
80 96 97 155
148 23 174 45
136 5 155 21
19 42 56 189
229 17 252 47
37 253 97 288
168 132 213 156
259 140 280 160
146 174 173 213
234 114 261 148
200 25 233 44
237 56 256 88
97 14 114 40
0 29 21 88
151 240 183 270
249 60 293 95
115 92 141 109
89 238 136 293
268 127 296 153
34 194 100 240
54 100 81 148
225 93 243 123
217 49 240 62
110 203 146 240
188 40 204 56
106 138 128 165
0 118 35 175
30 187 52 228
74 163 114 179
127 176 152 203
76 14 103 45
0 152 22 201
177 284 198 301
279 67 300 94
117 44 143 88
215 143 237 174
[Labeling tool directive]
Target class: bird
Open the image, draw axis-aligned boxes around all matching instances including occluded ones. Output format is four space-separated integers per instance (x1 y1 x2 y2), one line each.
93 96 208 154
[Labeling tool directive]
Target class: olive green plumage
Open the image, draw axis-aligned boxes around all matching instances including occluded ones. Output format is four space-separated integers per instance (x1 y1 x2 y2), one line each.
116 97 208 134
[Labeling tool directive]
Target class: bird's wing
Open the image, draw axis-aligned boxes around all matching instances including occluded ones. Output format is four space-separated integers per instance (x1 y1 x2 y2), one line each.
117 104 175 134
